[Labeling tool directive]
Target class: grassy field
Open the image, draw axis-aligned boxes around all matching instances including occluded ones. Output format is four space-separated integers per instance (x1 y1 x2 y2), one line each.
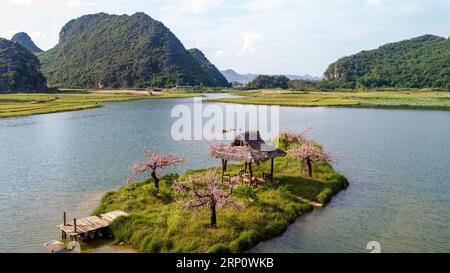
208 90 450 110
0 90 196 118
93 138 348 253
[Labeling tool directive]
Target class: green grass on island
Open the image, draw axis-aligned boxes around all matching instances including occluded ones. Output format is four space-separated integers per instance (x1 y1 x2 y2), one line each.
209 89 450 110
0 90 197 118
93 139 349 253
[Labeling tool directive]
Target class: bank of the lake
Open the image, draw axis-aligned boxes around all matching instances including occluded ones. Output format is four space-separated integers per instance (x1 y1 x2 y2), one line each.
92 145 349 253
1 94 450 253
209 90 450 110
0 90 197 119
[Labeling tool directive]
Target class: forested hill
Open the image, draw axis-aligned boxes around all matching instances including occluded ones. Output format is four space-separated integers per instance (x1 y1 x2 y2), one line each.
11 32 43 54
0 38 47 92
39 12 223 89
188 48 229 87
324 35 450 89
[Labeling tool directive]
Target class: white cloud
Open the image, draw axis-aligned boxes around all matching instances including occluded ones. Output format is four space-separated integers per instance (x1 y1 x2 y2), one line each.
65 0 82 7
162 0 224 15
214 49 225 59
9 0 94 8
239 33 264 56
0 30 19 39
242 0 287 12
48 0 94 8
1 0 449 75
29 31 47 41
367 0 383 6
9 0 33 5
397 2 421 14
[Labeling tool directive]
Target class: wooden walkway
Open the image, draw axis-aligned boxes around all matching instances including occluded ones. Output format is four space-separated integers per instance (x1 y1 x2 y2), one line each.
99 210 128 223
57 210 128 238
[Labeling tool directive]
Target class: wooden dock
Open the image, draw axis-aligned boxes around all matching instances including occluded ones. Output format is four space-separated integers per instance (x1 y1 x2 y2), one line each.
57 210 128 239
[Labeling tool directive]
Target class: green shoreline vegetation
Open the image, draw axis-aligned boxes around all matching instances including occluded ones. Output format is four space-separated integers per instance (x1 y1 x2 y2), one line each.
208 89 450 110
3 88 450 119
0 90 197 118
92 134 348 253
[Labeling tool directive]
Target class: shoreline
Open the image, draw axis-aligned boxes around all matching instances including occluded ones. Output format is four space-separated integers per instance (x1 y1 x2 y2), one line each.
84 181 341 253
3 89 450 120
207 98 450 112
91 171 348 253
68 189 139 253
207 90 450 111
92 138 349 253
0 91 198 119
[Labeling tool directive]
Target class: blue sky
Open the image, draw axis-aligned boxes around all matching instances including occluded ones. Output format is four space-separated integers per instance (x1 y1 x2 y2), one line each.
1 0 449 76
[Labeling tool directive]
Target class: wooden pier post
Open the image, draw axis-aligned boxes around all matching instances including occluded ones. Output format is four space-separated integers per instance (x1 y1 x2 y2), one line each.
249 162 253 186
271 158 274 183
57 210 129 241
61 212 67 239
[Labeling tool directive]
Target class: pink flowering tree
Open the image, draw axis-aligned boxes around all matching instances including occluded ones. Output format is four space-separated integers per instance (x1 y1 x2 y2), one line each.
288 141 332 177
172 170 235 227
127 146 186 189
281 128 310 148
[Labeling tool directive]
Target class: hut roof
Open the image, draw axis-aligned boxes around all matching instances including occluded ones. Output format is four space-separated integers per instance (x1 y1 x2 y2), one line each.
210 131 286 164
232 131 264 146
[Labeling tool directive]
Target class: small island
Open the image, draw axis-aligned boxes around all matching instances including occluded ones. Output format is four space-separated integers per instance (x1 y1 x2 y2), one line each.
92 130 349 253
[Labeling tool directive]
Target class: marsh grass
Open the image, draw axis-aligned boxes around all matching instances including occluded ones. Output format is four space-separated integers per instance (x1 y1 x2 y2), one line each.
93 147 348 253
208 90 450 109
0 91 196 118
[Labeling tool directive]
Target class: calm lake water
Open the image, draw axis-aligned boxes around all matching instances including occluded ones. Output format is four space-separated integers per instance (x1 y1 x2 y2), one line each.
0 94 449 253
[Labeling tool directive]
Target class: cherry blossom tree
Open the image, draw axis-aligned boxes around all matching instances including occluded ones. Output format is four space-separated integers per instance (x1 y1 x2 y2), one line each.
127 146 185 188
172 170 235 227
281 128 310 148
289 141 332 177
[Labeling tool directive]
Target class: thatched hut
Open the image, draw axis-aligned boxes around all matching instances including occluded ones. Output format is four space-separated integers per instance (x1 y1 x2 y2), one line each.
209 131 286 184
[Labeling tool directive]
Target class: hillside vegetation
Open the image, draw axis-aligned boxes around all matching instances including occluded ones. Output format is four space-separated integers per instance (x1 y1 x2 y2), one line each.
247 75 290 89
323 35 450 89
0 38 47 92
188 48 229 87
11 32 43 54
39 12 225 89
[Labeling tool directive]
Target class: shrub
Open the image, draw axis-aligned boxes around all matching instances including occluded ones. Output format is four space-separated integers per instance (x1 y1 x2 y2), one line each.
229 230 260 252
144 237 173 253
161 173 179 186
147 185 173 204
262 220 287 239
234 186 258 201
247 75 290 89
207 243 230 253
317 188 334 204
148 187 159 197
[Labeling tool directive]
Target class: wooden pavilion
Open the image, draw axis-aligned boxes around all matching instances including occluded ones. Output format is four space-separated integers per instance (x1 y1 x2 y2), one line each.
209 131 286 185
